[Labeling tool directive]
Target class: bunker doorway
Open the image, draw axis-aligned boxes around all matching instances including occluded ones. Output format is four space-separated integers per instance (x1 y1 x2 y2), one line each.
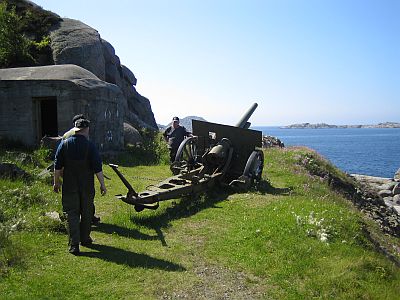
33 97 58 141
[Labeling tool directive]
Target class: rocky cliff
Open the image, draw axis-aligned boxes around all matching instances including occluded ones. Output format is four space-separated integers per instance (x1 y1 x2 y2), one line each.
49 17 157 130
4 0 157 131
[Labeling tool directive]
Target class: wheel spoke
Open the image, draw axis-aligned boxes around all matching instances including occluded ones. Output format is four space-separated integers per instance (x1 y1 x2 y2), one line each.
174 137 199 171
183 147 190 159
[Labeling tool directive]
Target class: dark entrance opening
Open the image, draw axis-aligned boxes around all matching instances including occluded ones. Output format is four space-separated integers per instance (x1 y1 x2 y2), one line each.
33 97 58 139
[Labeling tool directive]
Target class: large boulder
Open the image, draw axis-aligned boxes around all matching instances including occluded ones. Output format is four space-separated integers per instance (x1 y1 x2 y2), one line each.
50 18 106 80
49 18 157 130
0 163 30 180
262 135 285 148
378 189 393 198
124 123 143 146
393 183 400 196
101 39 122 86
121 65 137 86
394 194 400 204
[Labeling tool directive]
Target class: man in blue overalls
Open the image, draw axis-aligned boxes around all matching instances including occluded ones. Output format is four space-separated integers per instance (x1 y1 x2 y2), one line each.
53 118 106 255
63 114 101 225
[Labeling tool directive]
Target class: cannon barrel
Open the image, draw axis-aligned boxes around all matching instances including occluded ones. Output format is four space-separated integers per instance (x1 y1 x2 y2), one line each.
235 103 258 129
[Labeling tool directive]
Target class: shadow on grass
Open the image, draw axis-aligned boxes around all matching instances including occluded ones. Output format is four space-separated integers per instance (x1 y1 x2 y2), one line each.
131 187 231 236
119 179 292 247
129 180 294 244
80 243 185 271
92 222 158 241
253 179 293 196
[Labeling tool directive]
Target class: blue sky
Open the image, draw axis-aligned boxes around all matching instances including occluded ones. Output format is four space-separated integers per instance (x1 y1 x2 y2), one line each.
33 0 399 126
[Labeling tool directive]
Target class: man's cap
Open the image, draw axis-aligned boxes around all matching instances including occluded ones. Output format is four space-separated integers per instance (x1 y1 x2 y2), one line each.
72 118 90 131
172 117 179 122
72 114 86 124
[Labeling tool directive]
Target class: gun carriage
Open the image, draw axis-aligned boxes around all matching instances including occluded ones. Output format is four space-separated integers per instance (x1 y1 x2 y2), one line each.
110 103 264 212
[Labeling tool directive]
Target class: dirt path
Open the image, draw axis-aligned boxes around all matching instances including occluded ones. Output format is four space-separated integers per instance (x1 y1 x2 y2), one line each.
160 260 269 299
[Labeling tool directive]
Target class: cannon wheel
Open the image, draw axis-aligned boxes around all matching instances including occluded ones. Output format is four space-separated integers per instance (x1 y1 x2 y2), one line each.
243 150 264 181
171 137 200 174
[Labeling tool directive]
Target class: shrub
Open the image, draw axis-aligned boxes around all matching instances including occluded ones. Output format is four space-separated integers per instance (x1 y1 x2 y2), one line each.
112 131 170 166
0 2 33 67
0 1 60 68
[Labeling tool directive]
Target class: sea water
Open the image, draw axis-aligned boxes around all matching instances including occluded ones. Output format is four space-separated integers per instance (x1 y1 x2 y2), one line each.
252 127 400 178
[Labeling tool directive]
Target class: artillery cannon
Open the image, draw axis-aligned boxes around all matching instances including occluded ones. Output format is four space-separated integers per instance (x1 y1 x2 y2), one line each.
109 103 264 212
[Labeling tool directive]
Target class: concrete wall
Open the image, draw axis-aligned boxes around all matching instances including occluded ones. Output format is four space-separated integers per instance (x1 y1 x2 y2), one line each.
0 79 124 151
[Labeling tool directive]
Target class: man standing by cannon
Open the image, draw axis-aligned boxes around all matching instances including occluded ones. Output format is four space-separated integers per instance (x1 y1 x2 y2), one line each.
163 116 192 162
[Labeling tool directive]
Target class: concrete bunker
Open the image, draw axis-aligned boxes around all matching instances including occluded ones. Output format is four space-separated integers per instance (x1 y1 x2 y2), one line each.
0 64 124 151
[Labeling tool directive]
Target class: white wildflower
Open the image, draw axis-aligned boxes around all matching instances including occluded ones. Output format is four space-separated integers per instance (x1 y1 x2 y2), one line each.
306 229 316 237
318 229 329 243
308 211 316 225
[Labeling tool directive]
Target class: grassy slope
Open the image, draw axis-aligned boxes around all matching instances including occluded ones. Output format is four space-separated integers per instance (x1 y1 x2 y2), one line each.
1 147 399 299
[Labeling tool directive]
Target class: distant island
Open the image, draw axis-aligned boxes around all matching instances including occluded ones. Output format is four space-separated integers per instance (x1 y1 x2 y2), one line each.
282 122 400 129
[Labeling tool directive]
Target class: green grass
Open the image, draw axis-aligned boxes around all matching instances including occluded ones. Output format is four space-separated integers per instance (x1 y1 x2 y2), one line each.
0 145 399 299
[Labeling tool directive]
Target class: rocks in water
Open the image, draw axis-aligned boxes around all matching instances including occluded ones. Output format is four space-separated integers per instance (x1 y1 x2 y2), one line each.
393 183 400 195
351 175 394 194
351 172 400 217
379 189 394 198
380 182 396 191
384 197 394 206
262 135 284 148
299 159 400 237
395 168 400 182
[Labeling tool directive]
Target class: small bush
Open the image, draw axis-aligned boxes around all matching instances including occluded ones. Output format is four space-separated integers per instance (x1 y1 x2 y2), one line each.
0 2 33 67
30 35 50 51
112 131 170 166
32 146 53 163
0 1 60 68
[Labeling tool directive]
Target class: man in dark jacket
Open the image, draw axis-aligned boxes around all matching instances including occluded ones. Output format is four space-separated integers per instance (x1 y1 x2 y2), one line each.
63 114 101 225
163 116 192 162
53 118 106 255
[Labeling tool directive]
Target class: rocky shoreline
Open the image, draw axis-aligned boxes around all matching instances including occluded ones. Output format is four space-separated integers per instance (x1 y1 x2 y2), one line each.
350 172 400 215
300 155 400 240
283 122 400 129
